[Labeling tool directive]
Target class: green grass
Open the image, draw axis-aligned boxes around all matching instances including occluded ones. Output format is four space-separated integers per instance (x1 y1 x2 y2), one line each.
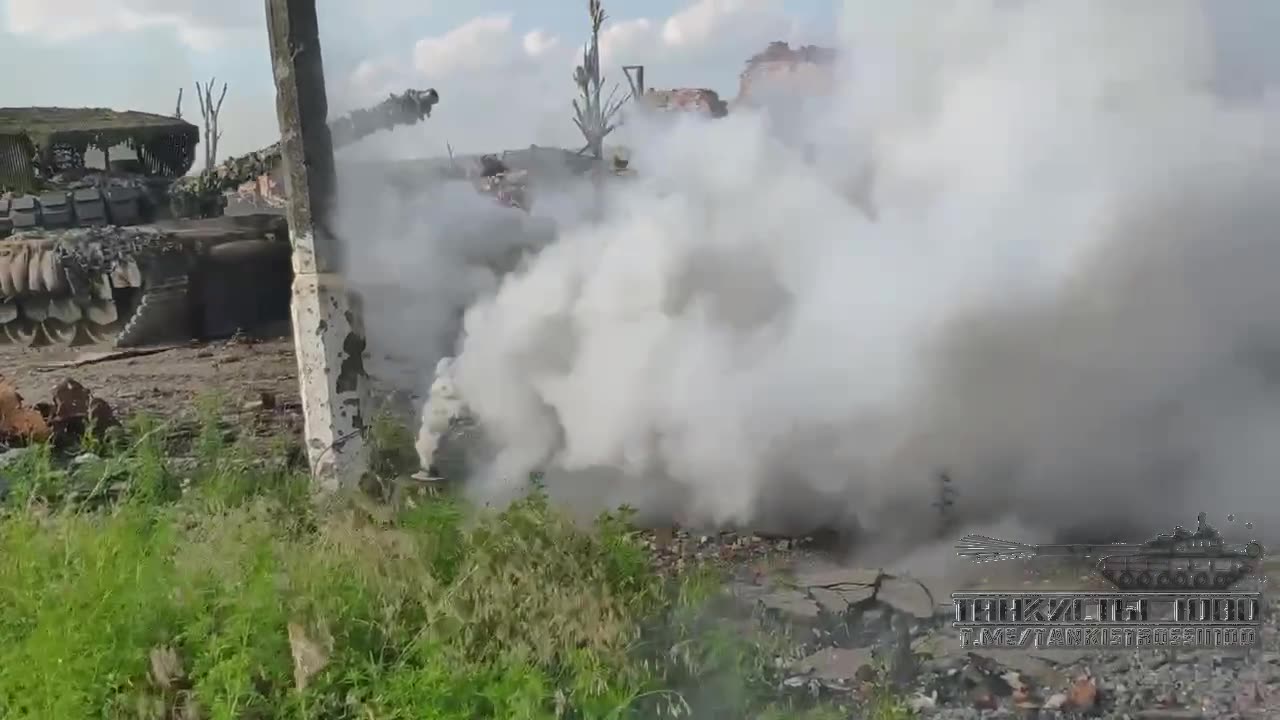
0 406 914 719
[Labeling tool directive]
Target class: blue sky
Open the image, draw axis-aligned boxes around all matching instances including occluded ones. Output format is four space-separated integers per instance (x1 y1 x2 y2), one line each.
0 0 839 165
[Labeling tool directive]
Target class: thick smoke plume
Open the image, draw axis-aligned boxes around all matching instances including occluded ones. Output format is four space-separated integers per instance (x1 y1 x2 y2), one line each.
341 0 1280 549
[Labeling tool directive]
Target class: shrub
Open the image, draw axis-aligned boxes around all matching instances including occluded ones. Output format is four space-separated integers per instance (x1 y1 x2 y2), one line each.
0 407 911 719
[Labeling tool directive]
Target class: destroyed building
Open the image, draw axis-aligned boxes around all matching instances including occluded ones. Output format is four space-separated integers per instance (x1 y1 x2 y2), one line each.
735 41 838 108
636 88 729 118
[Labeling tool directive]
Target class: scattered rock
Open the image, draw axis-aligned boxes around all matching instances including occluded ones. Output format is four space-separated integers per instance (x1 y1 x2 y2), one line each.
0 446 31 469
971 688 998 710
1027 647 1093 666
1065 674 1098 711
758 590 821 622
50 378 91 423
639 523 1280 718
908 691 937 712
88 397 117 433
71 452 101 467
795 647 874 688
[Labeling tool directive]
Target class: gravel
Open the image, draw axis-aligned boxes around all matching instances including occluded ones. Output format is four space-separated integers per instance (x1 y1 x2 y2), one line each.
654 533 1280 719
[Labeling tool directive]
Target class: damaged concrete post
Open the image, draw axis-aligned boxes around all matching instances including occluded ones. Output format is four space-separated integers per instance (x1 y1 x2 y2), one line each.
265 0 368 490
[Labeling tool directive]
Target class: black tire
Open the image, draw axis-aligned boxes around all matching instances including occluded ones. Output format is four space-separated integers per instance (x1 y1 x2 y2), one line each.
1156 572 1172 587
1194 572 1211 588
1173 571 1190 587
1117 572 1136 589
1137 572 1154 588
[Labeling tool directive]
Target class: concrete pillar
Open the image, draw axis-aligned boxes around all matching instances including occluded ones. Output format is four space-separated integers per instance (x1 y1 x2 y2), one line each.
265 0 368 490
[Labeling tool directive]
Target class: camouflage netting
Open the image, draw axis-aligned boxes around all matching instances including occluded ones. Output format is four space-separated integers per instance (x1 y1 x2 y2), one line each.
0 107 198 193
169 89 439 218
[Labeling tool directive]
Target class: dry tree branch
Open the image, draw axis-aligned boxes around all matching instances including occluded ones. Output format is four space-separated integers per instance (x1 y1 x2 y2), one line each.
572 0 631 159
195 77 229 168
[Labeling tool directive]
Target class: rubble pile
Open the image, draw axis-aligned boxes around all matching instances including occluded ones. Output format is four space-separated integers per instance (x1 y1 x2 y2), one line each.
731 563 1280 718
735 41 838 107
642 526 837 576
410 355 1278 716
638 88 729 117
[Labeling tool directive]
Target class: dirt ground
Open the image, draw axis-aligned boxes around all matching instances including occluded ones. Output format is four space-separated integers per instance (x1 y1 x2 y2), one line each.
1 336 304 419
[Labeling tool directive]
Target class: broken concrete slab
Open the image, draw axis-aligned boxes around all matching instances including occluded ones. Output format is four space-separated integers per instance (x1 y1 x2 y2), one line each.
788 566 937 619
795 647 875 684
876 575 936 619
792 566 883 591
809 586 853 614
757 590 821 622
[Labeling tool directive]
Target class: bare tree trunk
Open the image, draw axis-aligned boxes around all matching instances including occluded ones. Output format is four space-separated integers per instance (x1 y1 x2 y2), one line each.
195 78 228 169
573 0 629 161
174 87 184 119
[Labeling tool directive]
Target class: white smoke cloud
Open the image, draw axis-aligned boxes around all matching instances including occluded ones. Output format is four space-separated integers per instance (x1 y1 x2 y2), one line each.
342 0 1280 551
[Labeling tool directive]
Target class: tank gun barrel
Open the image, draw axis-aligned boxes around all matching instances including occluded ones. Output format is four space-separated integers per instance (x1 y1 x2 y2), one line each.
1027 543 1144 557
170 88 439 217
329 88 438 149
955 535 1143 564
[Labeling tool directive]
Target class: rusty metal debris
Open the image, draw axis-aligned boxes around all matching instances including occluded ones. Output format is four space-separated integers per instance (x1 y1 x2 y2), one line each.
0 376 117 447
0 378 49 443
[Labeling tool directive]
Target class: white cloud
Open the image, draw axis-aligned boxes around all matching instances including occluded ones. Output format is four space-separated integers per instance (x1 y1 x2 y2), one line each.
413 15 523 76
662 0 773 48
4 0 258 49
523 29 560 58
344 0 818 157
598 0 801 66
597 18 654 64
3 0 425 50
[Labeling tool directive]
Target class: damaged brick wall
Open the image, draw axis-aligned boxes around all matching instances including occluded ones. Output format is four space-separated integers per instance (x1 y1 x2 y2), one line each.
233 166 287 210
736 41 838 107
638 88 729 118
